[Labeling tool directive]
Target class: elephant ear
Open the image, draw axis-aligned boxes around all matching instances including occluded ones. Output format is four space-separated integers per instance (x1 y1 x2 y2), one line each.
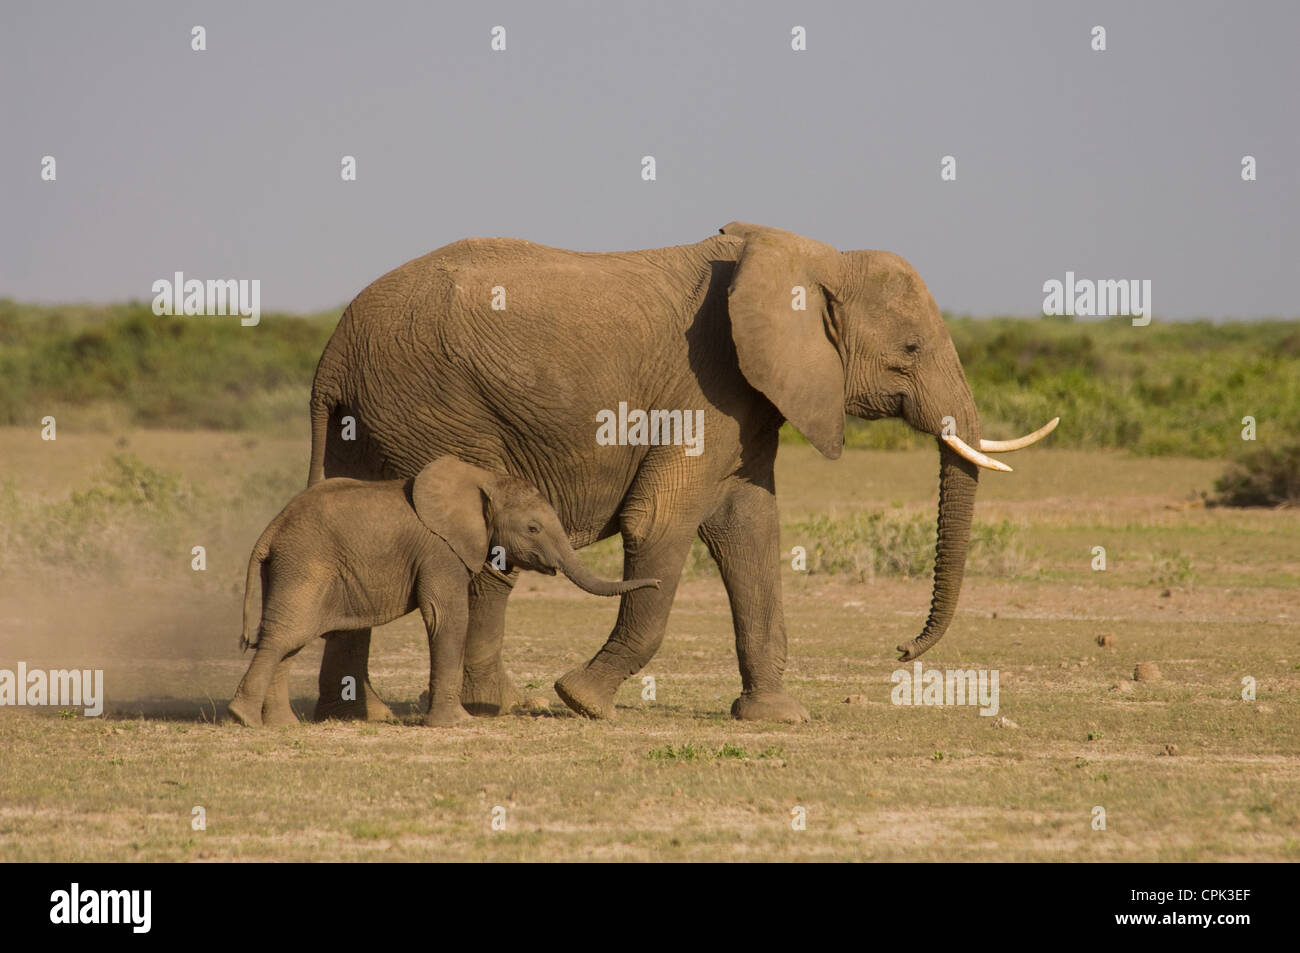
410 456 492 572
720 222 846 459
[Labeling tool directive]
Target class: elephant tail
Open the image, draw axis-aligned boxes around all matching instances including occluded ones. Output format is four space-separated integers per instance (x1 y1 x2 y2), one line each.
307 396 330 487
240 532 273 652
308 316 349 486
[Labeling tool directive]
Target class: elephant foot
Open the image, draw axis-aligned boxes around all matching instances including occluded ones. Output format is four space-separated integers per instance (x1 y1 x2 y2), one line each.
730 690 810 723
312 681 396 723
554 667 618 720
461 662 520 717
424 702 472 727
226 696 261 727
261 700 299 727
262 656 297 725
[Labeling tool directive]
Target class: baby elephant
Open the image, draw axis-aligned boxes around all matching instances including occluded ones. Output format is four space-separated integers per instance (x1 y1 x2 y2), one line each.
227 456 659 727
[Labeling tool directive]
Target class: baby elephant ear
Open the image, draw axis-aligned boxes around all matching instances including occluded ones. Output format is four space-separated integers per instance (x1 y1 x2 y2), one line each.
410 457 491 572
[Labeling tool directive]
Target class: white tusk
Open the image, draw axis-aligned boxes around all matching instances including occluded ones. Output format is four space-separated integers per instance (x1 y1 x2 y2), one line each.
980 417 1060 453
941 434 1013 472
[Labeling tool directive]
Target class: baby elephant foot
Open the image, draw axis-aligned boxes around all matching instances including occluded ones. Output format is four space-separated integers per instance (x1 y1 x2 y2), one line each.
730 690 810 723
554 667 618 720
423 702 472 727
226 696 262 727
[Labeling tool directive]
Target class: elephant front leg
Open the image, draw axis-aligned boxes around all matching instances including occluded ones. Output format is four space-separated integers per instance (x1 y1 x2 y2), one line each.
312 629 396 722
554 531 695 719
459 568 521 716
698 481 809 723
421 591 471 727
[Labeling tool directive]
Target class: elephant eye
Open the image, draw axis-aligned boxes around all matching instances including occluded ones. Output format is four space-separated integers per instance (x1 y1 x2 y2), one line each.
904 341 921 355
528 523 541 535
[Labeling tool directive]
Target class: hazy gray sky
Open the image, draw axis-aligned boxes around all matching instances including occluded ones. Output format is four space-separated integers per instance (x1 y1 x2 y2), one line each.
2 1 1296 318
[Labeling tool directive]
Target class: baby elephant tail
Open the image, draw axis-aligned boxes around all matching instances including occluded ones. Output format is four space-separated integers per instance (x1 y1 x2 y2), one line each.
239 534 273 652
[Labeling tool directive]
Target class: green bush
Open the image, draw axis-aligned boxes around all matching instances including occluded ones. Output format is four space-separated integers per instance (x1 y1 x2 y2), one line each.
1 299 1296 458
0 299 336 430
822 315 1300 458
1213 439 1300 507
789 510 1028 580
0 453 197 574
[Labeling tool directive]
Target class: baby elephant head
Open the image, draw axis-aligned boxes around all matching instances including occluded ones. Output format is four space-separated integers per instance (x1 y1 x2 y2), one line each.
410 456 660 597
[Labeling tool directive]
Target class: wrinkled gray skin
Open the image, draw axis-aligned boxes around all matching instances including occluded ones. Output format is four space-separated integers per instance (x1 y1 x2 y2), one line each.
227 456 658 727
275 222 1045 726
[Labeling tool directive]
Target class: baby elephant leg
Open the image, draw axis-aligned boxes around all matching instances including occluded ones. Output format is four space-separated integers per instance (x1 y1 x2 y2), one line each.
260 648 303 726
229 623 313 727
421 586 471 727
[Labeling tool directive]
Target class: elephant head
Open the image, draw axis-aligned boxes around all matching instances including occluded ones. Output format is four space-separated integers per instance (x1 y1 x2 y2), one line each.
720 222 1057 661
410 456 661 597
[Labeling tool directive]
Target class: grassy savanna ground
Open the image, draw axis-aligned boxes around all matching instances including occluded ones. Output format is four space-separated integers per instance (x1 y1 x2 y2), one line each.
1 428 1297 861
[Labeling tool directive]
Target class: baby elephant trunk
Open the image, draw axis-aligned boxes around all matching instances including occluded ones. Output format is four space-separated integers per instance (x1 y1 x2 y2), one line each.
557 550 660 597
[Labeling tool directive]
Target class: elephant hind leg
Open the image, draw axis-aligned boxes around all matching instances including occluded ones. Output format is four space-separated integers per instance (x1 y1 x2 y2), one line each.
260 647 303 726
229 624 314 727
312 423 399 723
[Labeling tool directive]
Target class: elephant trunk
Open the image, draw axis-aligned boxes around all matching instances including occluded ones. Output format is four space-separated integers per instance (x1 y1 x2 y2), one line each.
896 444 979 661
557 549 661 597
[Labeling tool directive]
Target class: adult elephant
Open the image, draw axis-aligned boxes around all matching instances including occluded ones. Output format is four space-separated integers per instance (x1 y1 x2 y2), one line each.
278 222 1056 725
